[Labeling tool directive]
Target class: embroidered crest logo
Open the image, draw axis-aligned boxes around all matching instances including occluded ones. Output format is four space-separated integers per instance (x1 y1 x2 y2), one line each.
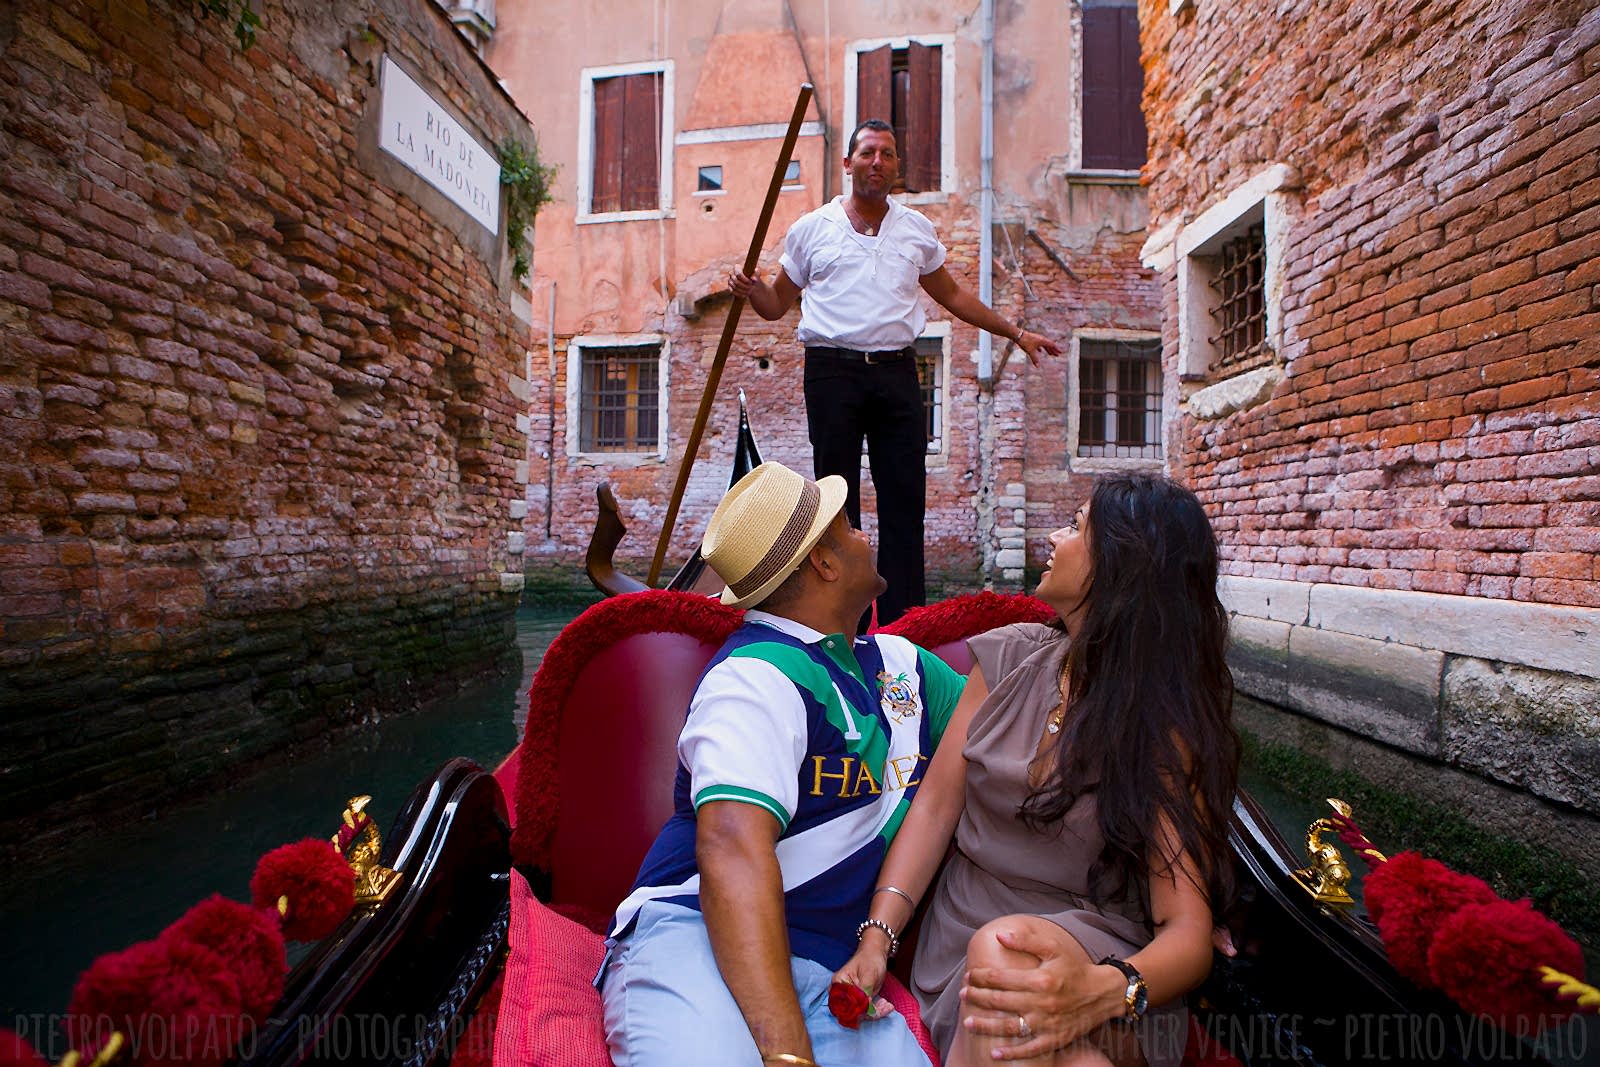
877 670 920 723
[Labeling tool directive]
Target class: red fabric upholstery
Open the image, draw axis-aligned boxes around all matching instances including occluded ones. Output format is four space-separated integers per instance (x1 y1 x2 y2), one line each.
496 869 612 1067
513 591 743 871
881 975 941 1067
547 630 727 915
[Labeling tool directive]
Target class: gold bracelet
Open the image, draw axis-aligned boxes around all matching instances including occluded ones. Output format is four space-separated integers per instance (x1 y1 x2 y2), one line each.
762 1055 819 1067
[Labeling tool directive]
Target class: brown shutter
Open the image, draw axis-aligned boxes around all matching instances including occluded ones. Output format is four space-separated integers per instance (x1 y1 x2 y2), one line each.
856 45 893 143
1081 7 1118 169
620 73 661 211
1118 6 1148 169
1082 5 1146 169
591 76 623 213
906 43 941 192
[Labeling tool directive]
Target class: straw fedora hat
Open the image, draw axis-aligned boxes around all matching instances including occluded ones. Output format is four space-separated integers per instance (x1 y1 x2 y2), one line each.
702 461 849 609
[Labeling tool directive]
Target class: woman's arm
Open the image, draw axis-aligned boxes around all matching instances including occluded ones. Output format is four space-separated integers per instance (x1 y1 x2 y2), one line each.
834 664 992 993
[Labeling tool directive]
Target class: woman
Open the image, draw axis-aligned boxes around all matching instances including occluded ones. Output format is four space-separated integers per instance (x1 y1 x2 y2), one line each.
835 474 1239 1066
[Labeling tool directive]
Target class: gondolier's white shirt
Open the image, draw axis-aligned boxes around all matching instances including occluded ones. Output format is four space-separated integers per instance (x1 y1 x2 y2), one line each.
779 196 947 351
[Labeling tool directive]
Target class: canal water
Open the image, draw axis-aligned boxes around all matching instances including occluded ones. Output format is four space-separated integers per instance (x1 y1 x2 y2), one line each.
0 601 584 1025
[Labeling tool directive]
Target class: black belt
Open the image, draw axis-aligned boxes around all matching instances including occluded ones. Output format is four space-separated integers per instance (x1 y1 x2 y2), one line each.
806 344 915 365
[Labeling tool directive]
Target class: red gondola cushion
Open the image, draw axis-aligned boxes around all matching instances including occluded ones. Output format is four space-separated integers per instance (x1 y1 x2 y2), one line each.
496 869 612 1067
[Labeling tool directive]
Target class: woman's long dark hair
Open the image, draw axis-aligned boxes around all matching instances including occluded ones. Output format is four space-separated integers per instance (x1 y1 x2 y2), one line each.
1021 474 1239 915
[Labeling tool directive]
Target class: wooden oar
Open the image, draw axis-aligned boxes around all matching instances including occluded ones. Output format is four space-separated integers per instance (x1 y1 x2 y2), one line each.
647 83 815 587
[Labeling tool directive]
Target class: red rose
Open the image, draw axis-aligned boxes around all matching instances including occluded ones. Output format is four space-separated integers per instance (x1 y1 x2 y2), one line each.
829 980 872 1030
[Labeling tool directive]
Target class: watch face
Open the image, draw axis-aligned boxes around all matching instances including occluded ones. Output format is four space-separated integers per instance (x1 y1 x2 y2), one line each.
1130 979 1149 1019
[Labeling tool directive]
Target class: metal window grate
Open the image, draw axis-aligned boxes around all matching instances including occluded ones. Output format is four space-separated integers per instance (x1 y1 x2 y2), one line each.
579 345 660 452
1078 338 1162 459
1208 224 1267 369
915 337 943 452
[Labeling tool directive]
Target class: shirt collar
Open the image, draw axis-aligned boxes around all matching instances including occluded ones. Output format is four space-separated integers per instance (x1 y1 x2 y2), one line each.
745 609 862 646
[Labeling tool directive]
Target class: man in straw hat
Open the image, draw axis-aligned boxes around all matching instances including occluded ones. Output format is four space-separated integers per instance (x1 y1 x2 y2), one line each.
600 462 966 1067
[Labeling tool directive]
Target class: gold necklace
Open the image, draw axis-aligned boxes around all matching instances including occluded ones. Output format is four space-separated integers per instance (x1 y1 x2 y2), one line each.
1047 656 1070 734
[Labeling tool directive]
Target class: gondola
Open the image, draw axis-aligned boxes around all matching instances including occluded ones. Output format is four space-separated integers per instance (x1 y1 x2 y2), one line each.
23 398 1592 1067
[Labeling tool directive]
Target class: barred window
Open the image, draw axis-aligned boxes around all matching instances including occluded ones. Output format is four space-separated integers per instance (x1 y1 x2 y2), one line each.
579 344 660 452
1209 223 1267 370
1078 338 1162 459
915 336 944 452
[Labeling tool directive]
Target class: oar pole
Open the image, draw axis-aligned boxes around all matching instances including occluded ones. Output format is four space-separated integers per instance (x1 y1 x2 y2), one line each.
647 83 815 587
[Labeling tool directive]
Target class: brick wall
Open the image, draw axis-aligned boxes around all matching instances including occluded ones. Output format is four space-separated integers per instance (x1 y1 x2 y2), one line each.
0 0 531 851
1140 0 1600 606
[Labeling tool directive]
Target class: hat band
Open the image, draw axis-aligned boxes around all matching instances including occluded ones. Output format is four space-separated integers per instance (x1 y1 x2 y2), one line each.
729 481 823 600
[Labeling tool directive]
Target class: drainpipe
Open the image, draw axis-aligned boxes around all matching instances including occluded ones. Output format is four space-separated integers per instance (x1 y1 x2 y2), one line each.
545 282 556 541
975 0 998 587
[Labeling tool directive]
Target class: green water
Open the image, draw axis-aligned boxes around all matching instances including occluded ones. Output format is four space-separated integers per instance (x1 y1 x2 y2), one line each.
0 602 581 1030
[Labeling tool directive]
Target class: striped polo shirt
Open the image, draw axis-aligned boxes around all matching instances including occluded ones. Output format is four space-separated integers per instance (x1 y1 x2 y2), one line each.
609 611 965 970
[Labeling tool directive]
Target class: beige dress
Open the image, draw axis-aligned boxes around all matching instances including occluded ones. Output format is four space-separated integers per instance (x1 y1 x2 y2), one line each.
910 624 1188 1067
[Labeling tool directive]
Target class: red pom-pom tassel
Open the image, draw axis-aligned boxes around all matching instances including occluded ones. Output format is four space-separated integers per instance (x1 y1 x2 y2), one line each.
1363 851 1497 987
250 839 356 942
1429 899 1586 1032
67 938 244 1067
162 895 287 1022
0 1029 50 1067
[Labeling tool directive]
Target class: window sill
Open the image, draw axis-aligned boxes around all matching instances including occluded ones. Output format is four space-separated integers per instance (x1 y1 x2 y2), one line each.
1069 455 1164 474
568 451 668 466
1059 169 1143 186
895 191 948 206
577 209 676 225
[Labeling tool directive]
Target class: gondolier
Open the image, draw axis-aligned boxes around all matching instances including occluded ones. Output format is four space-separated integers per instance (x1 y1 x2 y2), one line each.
731 119 1059 625
599 461 966 1067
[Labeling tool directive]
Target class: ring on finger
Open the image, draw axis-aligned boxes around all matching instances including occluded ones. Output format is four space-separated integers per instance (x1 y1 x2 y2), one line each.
1017 1014 1031 1038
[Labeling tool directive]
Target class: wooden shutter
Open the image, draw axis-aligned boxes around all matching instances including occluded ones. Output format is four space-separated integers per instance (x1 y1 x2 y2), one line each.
620 73 661 212
1117 6 1147 170
905 43 941 192
856 45 893 138
1082 5 1146 169
591 77 623 213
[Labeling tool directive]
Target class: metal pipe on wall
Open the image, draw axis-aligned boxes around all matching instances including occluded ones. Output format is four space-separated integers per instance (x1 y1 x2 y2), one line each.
978 0 996 383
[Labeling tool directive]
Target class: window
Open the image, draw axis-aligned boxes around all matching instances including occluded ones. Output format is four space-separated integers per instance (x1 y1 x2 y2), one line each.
848 37 952 195
914 336 944 453
783 160 802 187
571 340 665 454
1080 0 1146 171
1162 164 1295 381
1077 337 1162 460
1210 224 1267 369
696 165 723 193
578 62 674 220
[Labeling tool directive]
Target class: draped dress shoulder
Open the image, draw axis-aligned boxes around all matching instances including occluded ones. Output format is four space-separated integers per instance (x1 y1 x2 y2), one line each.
909 623 1188 1066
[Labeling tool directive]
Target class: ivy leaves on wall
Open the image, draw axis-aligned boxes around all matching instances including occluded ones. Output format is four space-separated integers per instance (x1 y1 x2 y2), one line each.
499 135 557 285
195 0 261 49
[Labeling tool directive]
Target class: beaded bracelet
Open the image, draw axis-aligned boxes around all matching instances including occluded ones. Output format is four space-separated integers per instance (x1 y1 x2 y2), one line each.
856 916 901 957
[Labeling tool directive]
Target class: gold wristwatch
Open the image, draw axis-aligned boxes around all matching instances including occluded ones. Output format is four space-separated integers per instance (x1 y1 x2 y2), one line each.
1098 956 1148 1022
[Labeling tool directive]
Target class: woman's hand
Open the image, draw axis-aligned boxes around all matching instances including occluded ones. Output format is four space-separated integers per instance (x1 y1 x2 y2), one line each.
959 926 1126 1060
831 941 895 1021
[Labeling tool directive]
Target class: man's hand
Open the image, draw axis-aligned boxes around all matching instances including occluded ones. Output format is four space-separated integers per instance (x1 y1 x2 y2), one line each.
959 925 1126 1061
728 269 802 321
1012 329 1062 367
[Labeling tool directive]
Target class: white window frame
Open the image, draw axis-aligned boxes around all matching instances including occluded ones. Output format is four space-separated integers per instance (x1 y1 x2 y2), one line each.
1067 328 1167 472
565 333 670 463
1172 164 1295 380
919 322 950 461
842 35 956 205
576 60 676 224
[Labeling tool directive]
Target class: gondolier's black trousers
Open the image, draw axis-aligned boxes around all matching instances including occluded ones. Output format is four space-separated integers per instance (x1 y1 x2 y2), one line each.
803 346 926 626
